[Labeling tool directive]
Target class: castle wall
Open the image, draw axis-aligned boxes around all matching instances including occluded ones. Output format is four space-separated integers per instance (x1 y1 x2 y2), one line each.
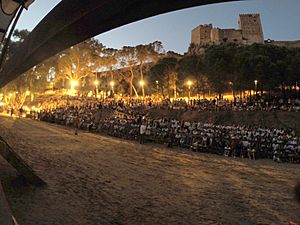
265 40 300 48
211 28 221 44
211 28 242 44
191 27 201 45
191 24 212 45
220 29 243 43
238 14 264 44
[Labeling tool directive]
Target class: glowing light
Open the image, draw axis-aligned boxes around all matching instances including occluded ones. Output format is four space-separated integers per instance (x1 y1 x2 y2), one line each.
155 80 159 84
110 81 115 87
254 80 258 85
187 80 193 100
187 80 192 87
71 80 79 87
94 80 99 86
139 80 145 87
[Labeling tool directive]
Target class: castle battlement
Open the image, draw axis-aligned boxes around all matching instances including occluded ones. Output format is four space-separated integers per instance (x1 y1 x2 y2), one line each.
239 13 260 17
200 24 213 27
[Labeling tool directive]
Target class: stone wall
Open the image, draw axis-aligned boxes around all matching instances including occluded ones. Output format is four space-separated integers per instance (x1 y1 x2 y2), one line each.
238 14 264 44
265 40 300 48
191 24 212 45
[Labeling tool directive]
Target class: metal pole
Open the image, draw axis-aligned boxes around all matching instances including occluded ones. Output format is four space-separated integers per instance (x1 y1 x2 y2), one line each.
0 5 24 71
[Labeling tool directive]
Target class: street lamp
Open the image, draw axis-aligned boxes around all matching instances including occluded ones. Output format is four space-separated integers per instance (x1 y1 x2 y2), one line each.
139 80 145 87
110 81 115 96
71 80 78 88
94 80 99 97
139 80 145 98
70 80 78 95
254 80 258 97
187 80 192 101
155 80 159 95
110 81 115 88
229 81 234 99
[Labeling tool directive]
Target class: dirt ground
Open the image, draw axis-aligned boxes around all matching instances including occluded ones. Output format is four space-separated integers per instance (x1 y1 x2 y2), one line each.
0 115 299 225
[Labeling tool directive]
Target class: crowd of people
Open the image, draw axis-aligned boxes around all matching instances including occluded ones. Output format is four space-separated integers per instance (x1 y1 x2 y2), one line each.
24 95 300 164
169 97 300 112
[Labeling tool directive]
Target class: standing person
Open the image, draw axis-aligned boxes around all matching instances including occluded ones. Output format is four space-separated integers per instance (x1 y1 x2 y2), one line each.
139 121 147 144
137 115 142 126
231 136 238 158
74 114 80 135
18 107 23 118
10 108 14 117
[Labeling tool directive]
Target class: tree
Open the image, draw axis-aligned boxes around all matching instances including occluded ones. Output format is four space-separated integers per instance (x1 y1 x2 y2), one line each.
55 38 104 89
118 46 139 97
177 55 210 97
1 66 47 109
149 57 178 98
203 45 236 99
1 29 30 67
0 29 49 109
136 41 163 97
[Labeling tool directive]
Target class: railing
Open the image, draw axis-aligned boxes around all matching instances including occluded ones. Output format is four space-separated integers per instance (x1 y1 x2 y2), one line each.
0 182 18 225
0 135 46 225
0 136 46 186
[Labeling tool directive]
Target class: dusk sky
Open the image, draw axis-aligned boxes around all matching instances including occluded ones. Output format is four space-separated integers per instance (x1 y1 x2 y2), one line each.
16 0 300 54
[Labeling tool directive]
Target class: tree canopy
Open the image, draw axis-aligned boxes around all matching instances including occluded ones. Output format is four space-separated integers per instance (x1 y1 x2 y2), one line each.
1 30 300 101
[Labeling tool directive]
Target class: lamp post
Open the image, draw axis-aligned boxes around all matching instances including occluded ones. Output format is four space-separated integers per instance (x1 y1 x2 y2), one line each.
70 80 78 95
139 80 145 98
156 80 159 95
94 80 99 97
110 81 115 97
254 80 258 98
229 81 234 100
187 80 192 102
71 80 78 89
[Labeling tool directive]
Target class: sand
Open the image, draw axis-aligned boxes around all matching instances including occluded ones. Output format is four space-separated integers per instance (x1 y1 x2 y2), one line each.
0 115 299 225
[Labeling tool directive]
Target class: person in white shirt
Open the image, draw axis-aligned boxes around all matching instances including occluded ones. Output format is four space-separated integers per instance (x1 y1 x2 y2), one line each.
139 122 147 144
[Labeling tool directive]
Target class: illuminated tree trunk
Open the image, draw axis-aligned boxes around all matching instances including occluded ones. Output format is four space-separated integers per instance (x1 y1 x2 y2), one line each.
139 63 145 97
129 64 134 98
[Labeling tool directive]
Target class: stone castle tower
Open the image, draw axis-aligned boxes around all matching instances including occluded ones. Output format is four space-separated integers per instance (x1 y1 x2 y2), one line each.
191 14 264 46
238 14 264 44
191 24 213 45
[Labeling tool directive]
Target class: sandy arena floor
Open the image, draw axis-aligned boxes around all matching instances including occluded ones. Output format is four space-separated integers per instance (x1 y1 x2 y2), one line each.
0 115 299 225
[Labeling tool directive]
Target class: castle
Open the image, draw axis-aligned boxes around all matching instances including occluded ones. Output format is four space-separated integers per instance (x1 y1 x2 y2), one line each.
191 14 264 46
